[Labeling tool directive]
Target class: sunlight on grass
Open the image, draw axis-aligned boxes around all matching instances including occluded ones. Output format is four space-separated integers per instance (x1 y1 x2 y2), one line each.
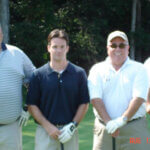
23 104 94 150
23 104 150 150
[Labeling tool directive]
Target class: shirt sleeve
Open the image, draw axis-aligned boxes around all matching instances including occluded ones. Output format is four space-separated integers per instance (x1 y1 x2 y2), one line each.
78 70 90 104
88 65 103 101
132 66 149 101
22 52 36 84
26 71 41 106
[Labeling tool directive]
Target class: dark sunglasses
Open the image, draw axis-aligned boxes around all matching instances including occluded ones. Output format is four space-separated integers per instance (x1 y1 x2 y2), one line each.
109 43 127 49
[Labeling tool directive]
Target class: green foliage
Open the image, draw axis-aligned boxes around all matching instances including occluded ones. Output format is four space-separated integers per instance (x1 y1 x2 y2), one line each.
9 0 150 69
10 0 55 67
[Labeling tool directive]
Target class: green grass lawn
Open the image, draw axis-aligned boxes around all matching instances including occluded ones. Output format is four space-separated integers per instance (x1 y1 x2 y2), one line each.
22 104 95 150
23 104 150 150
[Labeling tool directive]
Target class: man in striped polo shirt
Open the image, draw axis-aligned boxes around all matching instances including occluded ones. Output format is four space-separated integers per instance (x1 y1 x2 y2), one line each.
0 26 35 150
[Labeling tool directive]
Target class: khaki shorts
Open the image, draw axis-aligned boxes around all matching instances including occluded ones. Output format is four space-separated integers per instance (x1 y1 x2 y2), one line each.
0 120 22 150
93 117 150 150
35 125 79 150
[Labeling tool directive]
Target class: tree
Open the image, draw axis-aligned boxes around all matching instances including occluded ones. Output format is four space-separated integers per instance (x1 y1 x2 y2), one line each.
0 0 9 43
130 0 137 60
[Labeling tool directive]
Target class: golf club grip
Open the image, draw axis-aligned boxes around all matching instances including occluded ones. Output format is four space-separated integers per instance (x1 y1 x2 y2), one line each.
60 143 64 150
112 137 116 150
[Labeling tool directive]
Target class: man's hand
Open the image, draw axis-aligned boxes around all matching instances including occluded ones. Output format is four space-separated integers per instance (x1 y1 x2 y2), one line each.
146 103 150 114
44 124 61 140
58 122 77 143
106 116 127 134
19 110 30 127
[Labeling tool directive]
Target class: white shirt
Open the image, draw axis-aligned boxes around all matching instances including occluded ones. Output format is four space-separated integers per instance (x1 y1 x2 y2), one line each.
0 44 35 124
88 57 149 120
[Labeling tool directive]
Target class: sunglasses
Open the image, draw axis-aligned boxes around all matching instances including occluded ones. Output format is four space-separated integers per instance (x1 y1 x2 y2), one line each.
109 43 127 49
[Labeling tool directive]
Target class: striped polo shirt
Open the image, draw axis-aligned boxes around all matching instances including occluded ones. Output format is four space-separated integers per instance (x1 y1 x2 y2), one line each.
0 44 35 124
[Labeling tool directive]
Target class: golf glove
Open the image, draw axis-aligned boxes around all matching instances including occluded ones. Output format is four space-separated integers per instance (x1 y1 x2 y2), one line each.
58 122 77 143
106 116 127 134
19 110 30 127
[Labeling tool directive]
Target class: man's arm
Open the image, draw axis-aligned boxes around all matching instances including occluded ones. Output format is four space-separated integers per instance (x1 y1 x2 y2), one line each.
91 98 119 137
146 89 150 114
28 105 61 139
106 97 144 135
91 98 111 124
123 97 144 120
72 103 89 124
58 103 89 143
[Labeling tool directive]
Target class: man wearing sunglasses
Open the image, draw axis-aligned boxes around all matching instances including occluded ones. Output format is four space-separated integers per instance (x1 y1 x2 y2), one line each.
88 30 150 150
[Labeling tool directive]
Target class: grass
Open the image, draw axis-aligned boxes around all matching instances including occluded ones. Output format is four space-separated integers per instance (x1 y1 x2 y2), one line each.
23 104 150 150
22 104 95 150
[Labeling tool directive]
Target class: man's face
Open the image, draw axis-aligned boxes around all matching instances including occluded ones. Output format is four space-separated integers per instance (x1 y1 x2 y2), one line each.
107 37 129 69
47 38 69 62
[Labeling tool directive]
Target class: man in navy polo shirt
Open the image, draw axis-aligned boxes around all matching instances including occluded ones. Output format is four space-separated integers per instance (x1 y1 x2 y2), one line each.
27 29 89 150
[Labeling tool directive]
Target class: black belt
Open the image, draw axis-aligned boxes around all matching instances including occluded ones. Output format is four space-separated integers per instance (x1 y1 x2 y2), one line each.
55 124 65 127
98 117 142 125
128 117 142 123
0 117 20 126
0 123 7 126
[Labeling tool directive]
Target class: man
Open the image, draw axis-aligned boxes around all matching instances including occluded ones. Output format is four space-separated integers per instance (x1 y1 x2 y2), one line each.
88 30 150 150
144 58 150 114
26 29 89 150
0 25 35 150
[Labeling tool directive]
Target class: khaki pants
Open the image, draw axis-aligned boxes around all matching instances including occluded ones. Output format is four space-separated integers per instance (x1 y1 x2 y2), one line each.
0 120 22 150
93 117 150 150
35 125 79 150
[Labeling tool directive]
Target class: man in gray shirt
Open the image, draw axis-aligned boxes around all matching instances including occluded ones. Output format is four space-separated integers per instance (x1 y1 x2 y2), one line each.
0 25 35 150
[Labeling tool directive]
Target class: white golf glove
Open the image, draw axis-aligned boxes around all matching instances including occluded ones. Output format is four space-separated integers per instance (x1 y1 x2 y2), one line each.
106 116 127 134
58 122 77 143
19 110 30 127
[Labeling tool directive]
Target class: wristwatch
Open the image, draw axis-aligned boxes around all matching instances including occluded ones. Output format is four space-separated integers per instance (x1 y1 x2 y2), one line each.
23 104 28 112
72 121 78 127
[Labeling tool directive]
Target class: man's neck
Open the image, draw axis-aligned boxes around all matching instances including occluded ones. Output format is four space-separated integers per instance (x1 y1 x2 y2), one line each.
50 60 68 72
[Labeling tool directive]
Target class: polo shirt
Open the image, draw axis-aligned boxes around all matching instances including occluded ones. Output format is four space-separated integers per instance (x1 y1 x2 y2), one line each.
27 62 89 125
88 57 149 120
0 44 35 124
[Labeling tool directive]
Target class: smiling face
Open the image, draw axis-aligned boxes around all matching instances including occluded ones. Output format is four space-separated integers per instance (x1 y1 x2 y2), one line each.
47 37 69 62
107 37 129 70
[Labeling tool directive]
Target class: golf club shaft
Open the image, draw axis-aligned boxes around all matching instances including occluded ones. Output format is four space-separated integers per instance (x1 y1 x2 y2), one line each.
60 143 64 150
112 137 116 150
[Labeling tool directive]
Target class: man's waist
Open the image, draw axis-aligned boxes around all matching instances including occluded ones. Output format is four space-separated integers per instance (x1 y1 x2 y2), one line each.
0 113 20 125
0 117 20 126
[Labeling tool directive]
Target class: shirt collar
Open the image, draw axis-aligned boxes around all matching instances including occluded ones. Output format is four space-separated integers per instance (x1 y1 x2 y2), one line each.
47 61 74 75
106 56 131 71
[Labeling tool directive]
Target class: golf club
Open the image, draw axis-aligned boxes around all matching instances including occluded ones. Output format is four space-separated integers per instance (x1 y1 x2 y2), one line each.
60 143 64 150
112 137 116 150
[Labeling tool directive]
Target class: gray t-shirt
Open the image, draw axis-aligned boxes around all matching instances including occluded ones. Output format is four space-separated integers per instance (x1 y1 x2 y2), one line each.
0 44 35 124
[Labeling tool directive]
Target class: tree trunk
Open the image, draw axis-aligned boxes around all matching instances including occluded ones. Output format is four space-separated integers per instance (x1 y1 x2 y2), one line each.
136 0 141 61
0 0 9 43
130 0 137 60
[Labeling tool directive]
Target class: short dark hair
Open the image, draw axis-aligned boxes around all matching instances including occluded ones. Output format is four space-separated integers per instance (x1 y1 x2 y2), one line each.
48 29 69 45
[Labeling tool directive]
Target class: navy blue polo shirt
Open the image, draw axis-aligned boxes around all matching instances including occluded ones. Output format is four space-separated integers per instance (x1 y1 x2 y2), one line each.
27 62 89 125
